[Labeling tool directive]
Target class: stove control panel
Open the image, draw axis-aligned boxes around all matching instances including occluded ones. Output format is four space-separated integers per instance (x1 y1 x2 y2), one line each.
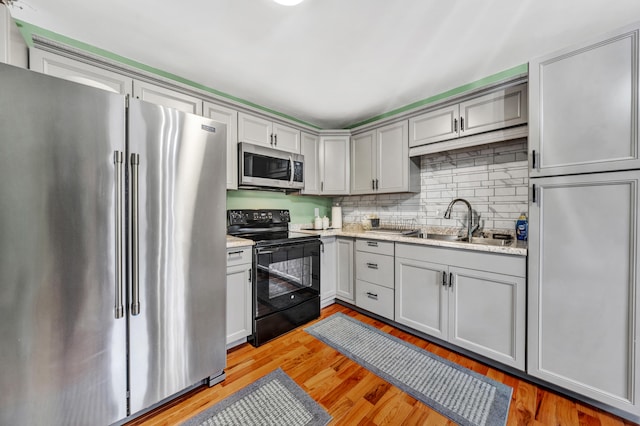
227 209 291 225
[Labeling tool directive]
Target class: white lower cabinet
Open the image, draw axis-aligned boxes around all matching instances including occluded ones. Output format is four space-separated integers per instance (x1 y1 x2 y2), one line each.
226 247 252 347
355 239 395 320
320 237 337 307
395 243 526 370
335 238 355 303
528 171 640 416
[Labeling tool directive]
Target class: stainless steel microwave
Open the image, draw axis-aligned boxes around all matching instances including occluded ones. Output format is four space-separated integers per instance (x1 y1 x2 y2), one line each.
238 142 304 190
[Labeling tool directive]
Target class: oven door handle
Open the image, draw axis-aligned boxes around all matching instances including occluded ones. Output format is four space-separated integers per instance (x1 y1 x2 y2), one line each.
255 248 275 255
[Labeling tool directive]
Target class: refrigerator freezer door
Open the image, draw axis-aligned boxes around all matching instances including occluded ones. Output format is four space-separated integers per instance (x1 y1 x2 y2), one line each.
0 64 127 424
128 99 227 414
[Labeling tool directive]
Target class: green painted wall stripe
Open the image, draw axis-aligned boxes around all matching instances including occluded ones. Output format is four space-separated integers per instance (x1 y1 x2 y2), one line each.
14 20 527 132
226 190 333 225
345 63 529 129
14 20 321 130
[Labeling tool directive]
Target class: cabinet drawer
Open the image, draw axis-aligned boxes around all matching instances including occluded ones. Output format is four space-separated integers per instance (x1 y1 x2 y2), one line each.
356 280 394 320
356 252 394 289
356 239 394 255
226 247 252 267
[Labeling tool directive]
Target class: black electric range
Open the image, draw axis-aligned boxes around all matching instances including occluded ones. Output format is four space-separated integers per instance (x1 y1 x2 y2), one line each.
227 209 321 346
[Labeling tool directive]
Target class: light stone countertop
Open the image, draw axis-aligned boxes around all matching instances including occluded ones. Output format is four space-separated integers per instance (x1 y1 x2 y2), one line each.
226 235 254 249
292 225 527 257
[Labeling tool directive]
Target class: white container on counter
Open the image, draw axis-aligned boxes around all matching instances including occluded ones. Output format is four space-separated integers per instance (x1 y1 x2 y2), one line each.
331 205 342 229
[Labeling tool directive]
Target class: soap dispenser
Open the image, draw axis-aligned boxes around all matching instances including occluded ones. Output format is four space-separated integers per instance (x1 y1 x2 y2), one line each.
516 213 528 241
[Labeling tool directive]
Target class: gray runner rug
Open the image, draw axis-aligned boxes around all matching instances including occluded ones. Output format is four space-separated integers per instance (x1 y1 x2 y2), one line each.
181 368 331 426
305 313 512 426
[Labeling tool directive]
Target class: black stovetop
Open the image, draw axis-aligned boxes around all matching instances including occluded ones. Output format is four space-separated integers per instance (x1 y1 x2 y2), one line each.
227 209 320 246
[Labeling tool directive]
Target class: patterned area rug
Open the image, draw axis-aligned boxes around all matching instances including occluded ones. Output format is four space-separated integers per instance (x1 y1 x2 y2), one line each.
305 313 512 426
181 368 331 426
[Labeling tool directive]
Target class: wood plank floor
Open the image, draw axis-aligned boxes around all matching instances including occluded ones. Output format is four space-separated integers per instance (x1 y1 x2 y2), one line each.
127 304 638 426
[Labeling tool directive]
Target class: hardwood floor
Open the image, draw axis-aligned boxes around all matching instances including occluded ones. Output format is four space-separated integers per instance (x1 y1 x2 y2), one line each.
127 304 638 426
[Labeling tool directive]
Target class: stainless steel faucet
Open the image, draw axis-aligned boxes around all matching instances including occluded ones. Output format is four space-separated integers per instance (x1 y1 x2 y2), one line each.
443 198 478 241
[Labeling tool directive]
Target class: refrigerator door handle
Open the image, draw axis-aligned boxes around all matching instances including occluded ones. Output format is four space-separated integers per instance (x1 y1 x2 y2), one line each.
114 151 125 319
130 153 141 316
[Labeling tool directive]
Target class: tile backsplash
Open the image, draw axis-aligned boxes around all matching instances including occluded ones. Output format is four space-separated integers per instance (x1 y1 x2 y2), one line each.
334 138 529 233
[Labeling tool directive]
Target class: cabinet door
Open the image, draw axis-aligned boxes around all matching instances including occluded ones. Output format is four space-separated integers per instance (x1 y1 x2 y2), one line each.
320 237 337 306
529 24 640 177
226 263 252 345
336 238 355 302
238 113 273 147
528 171 640 413
30 49 133 95
449 267 525 370
350 130 376 194
205 102 238 190
408 104 458 147
300 132 320 194
377 120 409 193
395 257 448 340
320 136 350 195
273 122 300 153
133 80 202 115
458 83 527 138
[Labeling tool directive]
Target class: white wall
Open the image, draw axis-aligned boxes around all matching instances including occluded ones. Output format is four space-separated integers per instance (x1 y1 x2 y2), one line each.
334 139 528 233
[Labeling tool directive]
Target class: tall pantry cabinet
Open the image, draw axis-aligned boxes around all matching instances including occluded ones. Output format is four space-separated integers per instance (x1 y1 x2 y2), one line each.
528 23 640 418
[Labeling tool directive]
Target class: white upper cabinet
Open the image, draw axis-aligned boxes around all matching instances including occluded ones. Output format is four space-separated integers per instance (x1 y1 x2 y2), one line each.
320 135 350 195
351 121 418 195
133 80 202 115
301 132 320 194
351 130 377 194
1 5 27 68
204 102 239 190
238 112 300 153
529 24 640 177
30 49 133 95
410 84 527 148
302 132 350 195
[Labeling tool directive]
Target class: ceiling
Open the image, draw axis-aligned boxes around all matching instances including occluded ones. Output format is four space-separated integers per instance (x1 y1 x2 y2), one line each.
9 0 640 129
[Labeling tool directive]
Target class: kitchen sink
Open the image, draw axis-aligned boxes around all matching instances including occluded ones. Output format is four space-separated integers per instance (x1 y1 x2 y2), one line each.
424 233 513 246
425 234 464 242
365 228 423 237
469 237 513 247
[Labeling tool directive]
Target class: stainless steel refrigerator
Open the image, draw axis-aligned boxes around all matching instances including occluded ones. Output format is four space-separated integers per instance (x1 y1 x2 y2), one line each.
0 63 227 424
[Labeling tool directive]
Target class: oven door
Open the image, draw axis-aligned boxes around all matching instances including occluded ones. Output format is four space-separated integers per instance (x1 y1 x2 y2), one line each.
254 239 320 319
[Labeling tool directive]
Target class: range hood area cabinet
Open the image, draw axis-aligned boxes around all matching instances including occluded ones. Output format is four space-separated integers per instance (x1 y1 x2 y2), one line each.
351 120 420 195
408 83 528 149
238 112 301 153
301 132 350 195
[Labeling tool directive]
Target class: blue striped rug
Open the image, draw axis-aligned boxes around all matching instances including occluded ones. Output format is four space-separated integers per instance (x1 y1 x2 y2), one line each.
305 313 512 426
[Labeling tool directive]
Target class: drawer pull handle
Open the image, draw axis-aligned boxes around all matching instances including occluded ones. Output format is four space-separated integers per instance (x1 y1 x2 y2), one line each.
367 241 378 247
366 292 378 300
228 250 244 256
366 263 378 269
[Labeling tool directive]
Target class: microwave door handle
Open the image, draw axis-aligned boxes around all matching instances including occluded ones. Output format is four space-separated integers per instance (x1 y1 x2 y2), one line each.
289 156 294 185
